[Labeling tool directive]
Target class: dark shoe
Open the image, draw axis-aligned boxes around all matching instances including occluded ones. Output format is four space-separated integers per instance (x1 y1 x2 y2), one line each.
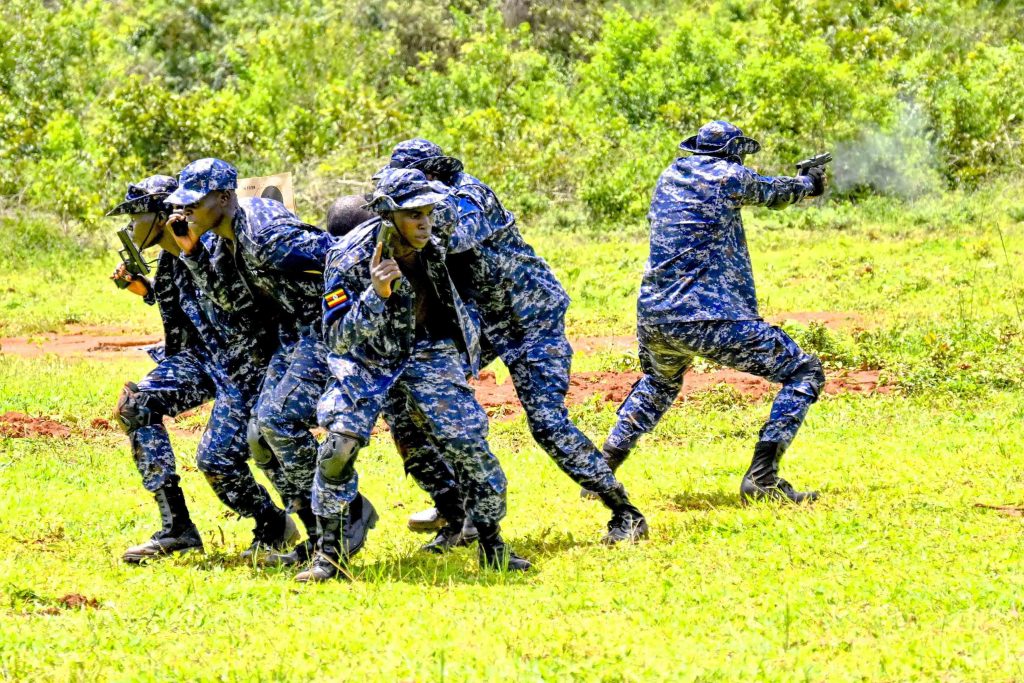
295 515 345 583
123 524 203 563
421 521 477 554
740 441 819 504
407 506 446 532
597 484 649 544
581 444 630 500
242 507 299 559
420 488 475 552
476 523 531 572
123 484 204 563
342 493 379 559
265 539 315 567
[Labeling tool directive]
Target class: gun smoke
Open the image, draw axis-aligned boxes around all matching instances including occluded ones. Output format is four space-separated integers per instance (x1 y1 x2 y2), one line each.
832 103 942 199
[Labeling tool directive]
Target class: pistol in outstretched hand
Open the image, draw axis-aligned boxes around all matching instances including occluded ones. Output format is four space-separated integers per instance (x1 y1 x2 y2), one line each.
795 152 833 175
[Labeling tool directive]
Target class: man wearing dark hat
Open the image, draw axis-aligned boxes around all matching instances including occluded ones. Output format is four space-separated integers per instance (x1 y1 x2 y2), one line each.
387 138 649 547
602 121 827 503
105 175 294 562
299 168 529 581
166 158 377 564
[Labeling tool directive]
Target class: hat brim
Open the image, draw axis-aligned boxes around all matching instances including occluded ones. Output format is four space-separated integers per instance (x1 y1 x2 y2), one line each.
165 187 207 207
366 190 449 214
105 194 167 217
679 135 761 156
410 155 464 177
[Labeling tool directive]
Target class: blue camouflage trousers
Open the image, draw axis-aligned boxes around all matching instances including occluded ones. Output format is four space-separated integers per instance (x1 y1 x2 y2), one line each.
394 342 620 498
606 320 825 453
123 349 277 518
315 339 507 525
253 328 330 505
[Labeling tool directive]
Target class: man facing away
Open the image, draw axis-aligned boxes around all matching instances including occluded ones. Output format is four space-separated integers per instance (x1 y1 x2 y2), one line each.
599 121 828 504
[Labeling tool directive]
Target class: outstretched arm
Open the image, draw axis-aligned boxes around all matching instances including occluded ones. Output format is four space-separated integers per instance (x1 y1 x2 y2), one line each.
734 167 815 210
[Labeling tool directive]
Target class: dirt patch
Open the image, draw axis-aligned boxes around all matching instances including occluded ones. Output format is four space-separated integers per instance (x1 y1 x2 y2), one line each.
472 367 889 419
974 503 1024 518
58 593 100 610
767 311 867 330
1 324 159 360
37 594 101 615
570 335 637 355
0 412 72 439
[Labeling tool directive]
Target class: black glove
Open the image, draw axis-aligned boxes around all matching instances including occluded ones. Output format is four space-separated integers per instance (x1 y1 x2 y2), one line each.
802 166 826 197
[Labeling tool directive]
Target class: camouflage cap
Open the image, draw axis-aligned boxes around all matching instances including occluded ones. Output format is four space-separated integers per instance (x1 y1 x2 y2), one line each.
165 158 238 206
105 175 179 217
389 138 464 179
365 168 449 214
679 121 761 157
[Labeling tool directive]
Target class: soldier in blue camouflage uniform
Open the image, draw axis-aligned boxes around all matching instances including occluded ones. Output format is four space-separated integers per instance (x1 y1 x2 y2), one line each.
387 138 648 547
166 159 377 564
603 121 827 503
299 168 530 582
106 175 295 562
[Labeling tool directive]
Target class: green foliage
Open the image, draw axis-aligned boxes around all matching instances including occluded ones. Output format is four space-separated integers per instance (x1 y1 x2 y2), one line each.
2 0 1024 228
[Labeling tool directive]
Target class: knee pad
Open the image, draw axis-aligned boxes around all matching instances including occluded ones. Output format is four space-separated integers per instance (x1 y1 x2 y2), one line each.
246 417 276 467
790 355 826 400
115 382 163 433
318 432 361 483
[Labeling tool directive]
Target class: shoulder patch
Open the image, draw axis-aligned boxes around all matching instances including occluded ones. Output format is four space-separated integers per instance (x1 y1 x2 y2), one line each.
324 287 350 309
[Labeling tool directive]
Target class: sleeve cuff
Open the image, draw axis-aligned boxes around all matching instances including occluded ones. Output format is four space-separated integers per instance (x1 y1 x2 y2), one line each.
361 286 388 314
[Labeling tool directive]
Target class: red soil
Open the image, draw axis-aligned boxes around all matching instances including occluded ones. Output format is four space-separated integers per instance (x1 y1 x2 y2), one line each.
0 412 72 438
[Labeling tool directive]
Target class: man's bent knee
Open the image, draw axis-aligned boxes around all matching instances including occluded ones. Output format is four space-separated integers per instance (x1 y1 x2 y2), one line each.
116 382 163 433
787 355 826 400
318 432 361 483
247 417 276 467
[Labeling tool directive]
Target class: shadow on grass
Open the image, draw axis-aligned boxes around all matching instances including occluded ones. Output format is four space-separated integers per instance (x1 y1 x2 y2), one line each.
660 490 744 511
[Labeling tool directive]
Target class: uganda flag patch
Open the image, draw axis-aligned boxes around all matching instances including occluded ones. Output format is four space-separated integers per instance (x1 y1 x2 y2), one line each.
324 287 350 309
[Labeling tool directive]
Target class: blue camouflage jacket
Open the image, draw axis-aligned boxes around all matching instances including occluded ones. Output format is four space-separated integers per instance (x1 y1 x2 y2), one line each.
428 174 569 362
639 155 814 324
321 218 481 374
182 197 336 334
442 174 571 362
152 237 275 381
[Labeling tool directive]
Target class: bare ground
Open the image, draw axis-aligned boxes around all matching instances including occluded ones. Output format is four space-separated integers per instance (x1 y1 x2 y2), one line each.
0 314 889 435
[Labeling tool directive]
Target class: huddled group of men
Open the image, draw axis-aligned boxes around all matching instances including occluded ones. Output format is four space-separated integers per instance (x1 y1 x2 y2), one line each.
107 121 827 581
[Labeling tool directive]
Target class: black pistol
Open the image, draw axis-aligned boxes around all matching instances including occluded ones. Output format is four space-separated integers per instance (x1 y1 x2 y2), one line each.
114 227 151 289
795 152 833 175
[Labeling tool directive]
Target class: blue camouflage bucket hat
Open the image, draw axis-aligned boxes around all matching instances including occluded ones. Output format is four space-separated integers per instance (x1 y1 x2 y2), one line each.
365 168 449 214
105 175 178 216
165 158 238 206
389 138 464 179
679 121 761 157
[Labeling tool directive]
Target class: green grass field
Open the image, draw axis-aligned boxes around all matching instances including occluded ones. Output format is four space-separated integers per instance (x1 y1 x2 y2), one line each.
1 191 1023 681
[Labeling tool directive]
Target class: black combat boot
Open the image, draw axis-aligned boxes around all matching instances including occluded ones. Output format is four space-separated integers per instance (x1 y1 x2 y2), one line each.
123 482 204 563
294 515 346 583
266 497 319 566
740 441 818 504
241 505 299 559
421 490 477 554
342 492 379 558
597 483 649 545
580 443 631 500
476 522 531 571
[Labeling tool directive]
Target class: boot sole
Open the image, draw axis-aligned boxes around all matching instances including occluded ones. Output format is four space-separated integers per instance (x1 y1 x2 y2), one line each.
122 544 204 564
407 517 447 532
